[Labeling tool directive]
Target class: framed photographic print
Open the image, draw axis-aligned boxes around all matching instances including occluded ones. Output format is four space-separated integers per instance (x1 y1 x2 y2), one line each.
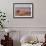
13 3 33 18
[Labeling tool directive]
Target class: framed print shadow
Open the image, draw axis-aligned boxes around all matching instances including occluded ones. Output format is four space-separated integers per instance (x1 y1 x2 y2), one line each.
13 3 33 18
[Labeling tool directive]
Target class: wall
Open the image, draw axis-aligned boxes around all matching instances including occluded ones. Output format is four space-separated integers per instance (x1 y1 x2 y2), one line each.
0 0 46 46
0 0 46 27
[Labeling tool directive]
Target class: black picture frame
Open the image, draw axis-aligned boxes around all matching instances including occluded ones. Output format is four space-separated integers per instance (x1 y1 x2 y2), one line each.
13 3 33 18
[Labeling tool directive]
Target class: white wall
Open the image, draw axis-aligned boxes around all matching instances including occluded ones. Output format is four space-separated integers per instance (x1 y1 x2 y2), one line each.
0 0 46 27
0 1 46 46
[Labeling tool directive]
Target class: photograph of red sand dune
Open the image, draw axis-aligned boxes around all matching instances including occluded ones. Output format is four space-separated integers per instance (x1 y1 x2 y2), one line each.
13 3 32 18
16 7 31 16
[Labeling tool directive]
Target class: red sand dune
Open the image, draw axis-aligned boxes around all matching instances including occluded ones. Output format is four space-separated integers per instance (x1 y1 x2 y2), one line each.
16 8 31 16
